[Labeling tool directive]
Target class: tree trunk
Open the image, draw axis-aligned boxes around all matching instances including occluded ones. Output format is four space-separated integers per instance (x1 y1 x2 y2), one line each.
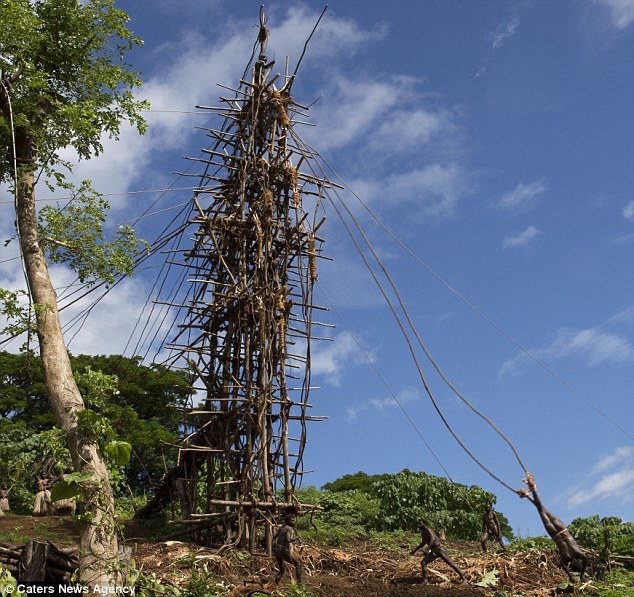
16 167 122 589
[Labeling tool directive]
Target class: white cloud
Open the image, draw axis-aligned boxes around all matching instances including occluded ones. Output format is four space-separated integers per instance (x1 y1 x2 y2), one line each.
608 304 634 324
310 331 369 386
310 76 404 152
568 468 634 506
49 266 173 358
567 446 634 507
499 325 634 376
608 232 634 245
503 225 541 249
623 200 634 220
497 180 546 213
369 386 419 411
44 6 382 213
490 16 521 49
350 163 469 220
590 446 634 475
345 407 360 422
547 327 634 366
374 107 457 148
596 0 634 31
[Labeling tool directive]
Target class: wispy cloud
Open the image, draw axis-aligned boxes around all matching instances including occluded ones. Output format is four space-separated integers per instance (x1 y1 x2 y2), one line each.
497 180 546 213
349 163 469 220
369 386 420 411
623 200 634 220
500 324 634 376
309 74 459 159
547 327 634 365
503 225 541 249
489 16 521 50
565 446 634 507
595 0 634 31
311 331 370 386
344 386 420 423
608 232 634 245
590 446 634 475
608 304 634 324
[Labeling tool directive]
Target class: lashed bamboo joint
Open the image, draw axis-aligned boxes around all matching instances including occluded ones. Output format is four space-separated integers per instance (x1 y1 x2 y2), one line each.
154 11 330 553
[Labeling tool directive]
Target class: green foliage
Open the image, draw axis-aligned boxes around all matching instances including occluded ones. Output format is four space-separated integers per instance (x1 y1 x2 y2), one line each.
133 571 182 596
0 418 70 511
569 515 634 563
134 555 231 596
0 351 189 492
104 440 133 467
39 185 149 286
0 351 48 428
180 557 228 596
0 0 148 183
371 470 504 540
74 365 121 411
50 471 93 501
591 568 634 596
474 568 499 587
0 565 26 597
295 485 378 545
284 583 312 597
510 536 554 550
322 471 390 493
298 470 512 544
0 290 34 339
77 408 115 443
1 0 149 290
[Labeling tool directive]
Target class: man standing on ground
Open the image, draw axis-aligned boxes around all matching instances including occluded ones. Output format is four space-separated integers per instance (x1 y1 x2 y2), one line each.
481 504 505 552
0 484 9 515
273 513 303 585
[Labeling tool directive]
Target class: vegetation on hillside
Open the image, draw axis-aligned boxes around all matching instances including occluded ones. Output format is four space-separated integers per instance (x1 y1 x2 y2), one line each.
0 351 190 512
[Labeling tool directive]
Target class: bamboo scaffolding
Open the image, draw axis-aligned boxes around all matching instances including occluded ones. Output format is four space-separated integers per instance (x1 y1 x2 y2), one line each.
141 12 330 553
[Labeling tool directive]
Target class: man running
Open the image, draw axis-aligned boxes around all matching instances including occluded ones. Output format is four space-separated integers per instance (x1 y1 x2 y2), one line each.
410 519 467 585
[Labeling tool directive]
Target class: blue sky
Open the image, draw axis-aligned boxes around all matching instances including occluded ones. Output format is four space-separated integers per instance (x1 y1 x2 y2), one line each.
2 0 634 536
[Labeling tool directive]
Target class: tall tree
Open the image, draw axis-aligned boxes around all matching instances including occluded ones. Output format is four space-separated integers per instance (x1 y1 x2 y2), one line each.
0 0 147 587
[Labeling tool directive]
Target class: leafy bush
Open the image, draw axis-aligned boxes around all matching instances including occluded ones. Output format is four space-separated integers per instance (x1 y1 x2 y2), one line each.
296 470 513 543
370 470 507 540
569 515 634 563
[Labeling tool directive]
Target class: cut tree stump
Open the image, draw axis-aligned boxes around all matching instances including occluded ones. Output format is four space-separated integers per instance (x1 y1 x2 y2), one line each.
19 540 49 581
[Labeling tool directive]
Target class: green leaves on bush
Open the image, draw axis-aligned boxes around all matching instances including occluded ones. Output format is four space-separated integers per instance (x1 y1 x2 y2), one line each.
297 469 513 543
103 440 132 466
569 515 634 561
50 472 93 501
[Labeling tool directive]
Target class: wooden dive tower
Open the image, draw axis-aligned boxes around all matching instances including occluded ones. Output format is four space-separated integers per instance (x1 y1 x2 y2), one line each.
154 10 330 551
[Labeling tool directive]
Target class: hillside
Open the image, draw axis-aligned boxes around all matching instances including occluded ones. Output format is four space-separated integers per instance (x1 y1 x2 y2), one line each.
4 514 631 596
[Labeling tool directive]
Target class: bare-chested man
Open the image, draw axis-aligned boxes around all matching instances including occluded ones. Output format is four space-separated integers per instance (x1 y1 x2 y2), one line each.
0 484 9 516
519 473 588 582
410 519 467 585
481 504 505 552
33 476 52 516
272 513 303 584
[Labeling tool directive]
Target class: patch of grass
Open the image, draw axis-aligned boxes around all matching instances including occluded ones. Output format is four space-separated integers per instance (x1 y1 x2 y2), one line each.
367 529 408 552
586 568 634 596
510 535 554 550
0 526 29 543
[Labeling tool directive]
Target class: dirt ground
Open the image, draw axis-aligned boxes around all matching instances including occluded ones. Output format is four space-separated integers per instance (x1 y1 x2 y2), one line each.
0 514 585 596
